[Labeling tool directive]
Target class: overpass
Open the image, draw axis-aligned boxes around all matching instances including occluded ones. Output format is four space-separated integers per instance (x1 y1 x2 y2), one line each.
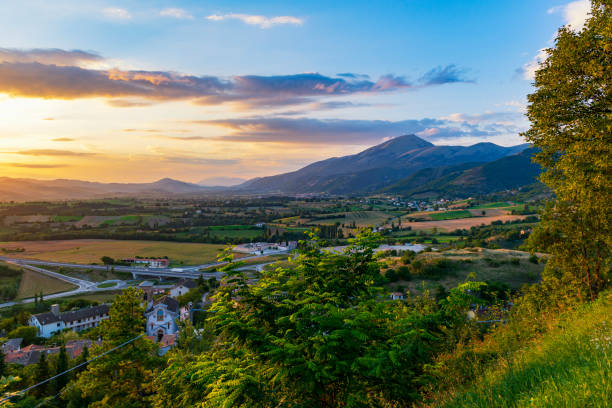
0 256 226 280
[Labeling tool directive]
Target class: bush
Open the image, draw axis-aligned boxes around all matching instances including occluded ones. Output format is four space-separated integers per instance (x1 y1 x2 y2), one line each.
385 269 399 283
528 254 539 264
510 257 520 266
8 326 37 345
397 265 411 281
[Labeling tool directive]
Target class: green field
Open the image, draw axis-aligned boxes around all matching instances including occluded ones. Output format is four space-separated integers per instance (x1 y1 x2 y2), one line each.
429 210 473 221
52 215 83 222
470 202 513 209
101 215 141 226
433 292 612 408
97 282 118 288
208 229 263 239
208 225 260 230
58 290 123 304
309 211 394 227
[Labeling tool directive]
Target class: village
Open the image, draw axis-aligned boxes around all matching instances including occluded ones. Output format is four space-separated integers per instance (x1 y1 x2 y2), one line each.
2 277 208 365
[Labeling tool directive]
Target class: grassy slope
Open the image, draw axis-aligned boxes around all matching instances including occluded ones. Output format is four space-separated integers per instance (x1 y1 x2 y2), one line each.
429 291 612 408
17 269 77 299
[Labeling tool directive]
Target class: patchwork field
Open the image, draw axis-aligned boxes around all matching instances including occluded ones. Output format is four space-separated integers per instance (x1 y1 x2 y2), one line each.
0 239 237 265
17 268 77 299
429 210 473 221
309 211 394 227
401 215 529 232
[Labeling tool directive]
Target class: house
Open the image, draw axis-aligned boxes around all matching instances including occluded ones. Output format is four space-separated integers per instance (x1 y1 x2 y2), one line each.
169 279 197 298
145 296 179 341
233 241 296 255
139 280 165 306
121 258 170 268
29 304 110 338
4 339 99 366
146 333 177 355
2 338 22 353
390 292 405 300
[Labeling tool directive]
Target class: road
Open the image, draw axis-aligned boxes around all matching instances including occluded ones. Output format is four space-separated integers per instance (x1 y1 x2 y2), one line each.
0 261 131 309
0 252 285 308
0 250 289 280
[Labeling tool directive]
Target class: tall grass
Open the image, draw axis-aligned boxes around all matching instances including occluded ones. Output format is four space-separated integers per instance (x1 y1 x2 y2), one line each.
428 292 612 408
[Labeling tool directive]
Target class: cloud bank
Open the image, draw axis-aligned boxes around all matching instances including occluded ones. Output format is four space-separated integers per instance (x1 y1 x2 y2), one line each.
198 115 521 145
0 47 473 108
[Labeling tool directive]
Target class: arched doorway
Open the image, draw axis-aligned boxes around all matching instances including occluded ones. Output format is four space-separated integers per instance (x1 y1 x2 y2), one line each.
157 328 164 342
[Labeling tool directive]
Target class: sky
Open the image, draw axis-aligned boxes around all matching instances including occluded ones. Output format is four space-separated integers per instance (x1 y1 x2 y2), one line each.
0 0 591 184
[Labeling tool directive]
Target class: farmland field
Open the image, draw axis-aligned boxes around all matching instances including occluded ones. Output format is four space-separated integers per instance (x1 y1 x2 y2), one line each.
429 210 472 221
470 202 513 209
309 211 394 227
0 239 238 265
17 268 77 299
401 215 530 232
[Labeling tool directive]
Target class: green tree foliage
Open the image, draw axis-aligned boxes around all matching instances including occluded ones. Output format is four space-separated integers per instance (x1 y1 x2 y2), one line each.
524 0 611 301
0 348 5 378
66 287 162 407
7 327 37 346
154 232 483 407
33 352 50 398
53 345 69 394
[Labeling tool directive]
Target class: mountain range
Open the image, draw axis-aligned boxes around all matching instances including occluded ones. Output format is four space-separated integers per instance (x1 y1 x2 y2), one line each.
238 135 535 195
0 135 541 201
0 177 215 202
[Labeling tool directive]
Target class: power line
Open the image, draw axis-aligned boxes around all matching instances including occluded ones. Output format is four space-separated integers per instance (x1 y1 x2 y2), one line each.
0 333 145 405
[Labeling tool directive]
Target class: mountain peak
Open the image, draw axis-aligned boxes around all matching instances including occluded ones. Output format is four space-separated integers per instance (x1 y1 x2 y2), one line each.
375 134 434 150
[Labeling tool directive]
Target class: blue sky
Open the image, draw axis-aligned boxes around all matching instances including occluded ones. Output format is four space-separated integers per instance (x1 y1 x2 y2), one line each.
0 0 591 182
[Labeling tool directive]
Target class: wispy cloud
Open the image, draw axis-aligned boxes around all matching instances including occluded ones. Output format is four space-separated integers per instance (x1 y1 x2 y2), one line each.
521 0 590 81
207 13 303 28
548 0 590 31
520 48 548 81
159 136 209 141
102 7 131 20
51 137 76 142
418 65 475 85
6 163 69 168
160 8 193 20
106 99 154 107
0 47 102 67
15 149 96 157
162 156 241 166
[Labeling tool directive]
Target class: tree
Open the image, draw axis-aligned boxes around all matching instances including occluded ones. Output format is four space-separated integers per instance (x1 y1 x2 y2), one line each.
525 0 611 301
154 232 474 407
7 326 37 345
33 352 50 398
74 346 89 376
53 345 69 394
0 348 6 378
66 287 162 407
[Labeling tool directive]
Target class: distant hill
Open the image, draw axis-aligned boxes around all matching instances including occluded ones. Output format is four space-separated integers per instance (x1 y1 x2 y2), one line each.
198 177 246 187
238 134 530 195
0 177 217 202
384 148 542 197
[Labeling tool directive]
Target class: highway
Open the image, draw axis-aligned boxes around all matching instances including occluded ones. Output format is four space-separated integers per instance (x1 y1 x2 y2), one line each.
0 261 130 309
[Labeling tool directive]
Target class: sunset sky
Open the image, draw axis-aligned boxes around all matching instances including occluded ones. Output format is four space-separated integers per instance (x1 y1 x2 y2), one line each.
0 0 590 183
